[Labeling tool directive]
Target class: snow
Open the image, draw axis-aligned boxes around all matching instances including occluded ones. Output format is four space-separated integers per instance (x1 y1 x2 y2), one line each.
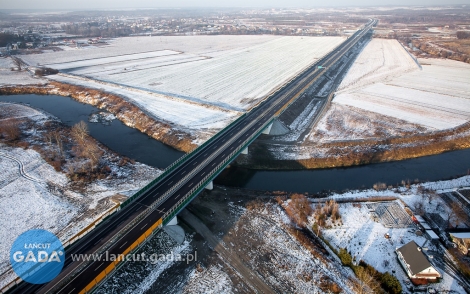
80 36 344 111
309 104 431 143
44 50 180 70
183 265 234 294
0 104 161 288
333 83 470 129
0 57 46 86
21 35 282 66
0 146 73 276
48 74 240 132
333 39 470 130
320 181 468 294
24 36 344 112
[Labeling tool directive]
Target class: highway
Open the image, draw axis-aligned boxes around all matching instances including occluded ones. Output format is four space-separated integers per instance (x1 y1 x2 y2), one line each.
8 19 376 294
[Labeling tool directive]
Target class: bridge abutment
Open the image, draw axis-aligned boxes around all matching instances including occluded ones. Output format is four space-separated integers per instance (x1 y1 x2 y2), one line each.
205 181 213 190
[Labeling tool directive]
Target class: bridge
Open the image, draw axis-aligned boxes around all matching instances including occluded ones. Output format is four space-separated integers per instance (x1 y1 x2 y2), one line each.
6 19 377 294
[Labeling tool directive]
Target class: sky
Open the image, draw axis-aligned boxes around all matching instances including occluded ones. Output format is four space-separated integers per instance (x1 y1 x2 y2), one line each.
1 0 470 10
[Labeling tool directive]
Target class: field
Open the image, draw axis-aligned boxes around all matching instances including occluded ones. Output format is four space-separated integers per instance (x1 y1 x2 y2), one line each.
333 39 470 130
25 36 344 112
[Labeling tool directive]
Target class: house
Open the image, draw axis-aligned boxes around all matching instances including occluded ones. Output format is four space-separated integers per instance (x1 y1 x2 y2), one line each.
396 241 441 282
449 231 470 255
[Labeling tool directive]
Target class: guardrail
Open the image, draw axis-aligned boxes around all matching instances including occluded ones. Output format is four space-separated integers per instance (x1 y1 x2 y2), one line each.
120 112 247 208
32 22 378 293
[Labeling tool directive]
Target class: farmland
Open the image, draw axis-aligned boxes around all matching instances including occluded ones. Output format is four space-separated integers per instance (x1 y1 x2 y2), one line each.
24 36 344 112
333 39 470 130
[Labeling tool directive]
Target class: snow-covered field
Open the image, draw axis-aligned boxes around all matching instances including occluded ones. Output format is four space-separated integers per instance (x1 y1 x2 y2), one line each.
48 74 239 134
0 57 46 86
309 104 431 143
21 35 282 65
333 39 470 130
26 36 344 112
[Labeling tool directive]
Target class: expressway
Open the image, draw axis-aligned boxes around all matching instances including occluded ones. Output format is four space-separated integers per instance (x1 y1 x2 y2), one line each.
8 19 376 294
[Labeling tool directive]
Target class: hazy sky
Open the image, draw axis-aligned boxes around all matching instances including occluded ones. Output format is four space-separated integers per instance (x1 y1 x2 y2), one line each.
1 0 470 10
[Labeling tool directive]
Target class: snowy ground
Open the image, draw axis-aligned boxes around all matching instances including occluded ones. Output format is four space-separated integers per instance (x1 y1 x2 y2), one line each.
48 74 239 136
319 175 470 293
309 103 431 143
333 39 470 130
0 103 160 288
182 265 234 294
0 57 46 86
24 36 344 112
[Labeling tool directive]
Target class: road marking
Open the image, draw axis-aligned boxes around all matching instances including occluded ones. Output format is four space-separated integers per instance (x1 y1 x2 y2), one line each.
119 241 128 249
176 194 181 198
141 223 148 230
181 171 186 175
201 172 205 176
188 182 193 187
168 181 173 185
68 289 76 294
94 238 103 245
212 162 216 166
94 263 104 271
193 161 197 165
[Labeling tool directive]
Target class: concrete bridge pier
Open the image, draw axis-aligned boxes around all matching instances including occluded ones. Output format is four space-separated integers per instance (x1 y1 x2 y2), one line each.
205 181 213 190
262 122 273 134
167 216 178 226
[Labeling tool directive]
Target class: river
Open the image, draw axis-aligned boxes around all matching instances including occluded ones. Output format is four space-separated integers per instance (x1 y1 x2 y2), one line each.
2 94 469 193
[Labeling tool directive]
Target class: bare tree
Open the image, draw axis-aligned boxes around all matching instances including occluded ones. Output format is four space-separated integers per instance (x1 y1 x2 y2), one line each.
11 57 22 71
447 202 467 228
71 121 89 144
350 268 380 294
413 198 426 216
82 139 103 170
0 120 21 141
52 130 64 158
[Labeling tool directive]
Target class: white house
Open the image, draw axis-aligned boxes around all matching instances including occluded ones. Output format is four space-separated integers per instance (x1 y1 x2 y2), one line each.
396 241 441 282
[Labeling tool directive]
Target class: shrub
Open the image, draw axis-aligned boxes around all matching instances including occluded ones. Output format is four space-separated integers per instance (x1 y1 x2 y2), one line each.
338 248 353 267
380 272 402 294
34 67 59 76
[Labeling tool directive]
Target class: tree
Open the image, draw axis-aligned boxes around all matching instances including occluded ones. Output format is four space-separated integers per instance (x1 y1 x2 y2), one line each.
446 201 467 228
11 57 22 71
351 267 380 294
71 121 89 144
0 120 20 141
380 272 402 294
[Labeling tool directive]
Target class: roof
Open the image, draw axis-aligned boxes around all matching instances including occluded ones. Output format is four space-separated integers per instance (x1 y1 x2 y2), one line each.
426 230 439 239
450 232 470 239
396 241 432 276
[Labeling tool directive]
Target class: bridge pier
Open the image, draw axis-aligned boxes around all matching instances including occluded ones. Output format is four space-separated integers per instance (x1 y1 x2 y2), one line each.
262 122 273 135
205 181 213 190
167 216 178 226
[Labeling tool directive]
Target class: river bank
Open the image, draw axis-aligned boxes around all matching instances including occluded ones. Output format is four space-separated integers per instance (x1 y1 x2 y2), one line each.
0 82 197 153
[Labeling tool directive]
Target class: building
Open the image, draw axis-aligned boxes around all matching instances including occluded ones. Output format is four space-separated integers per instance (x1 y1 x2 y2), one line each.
449 231 470 255
396 241 441 282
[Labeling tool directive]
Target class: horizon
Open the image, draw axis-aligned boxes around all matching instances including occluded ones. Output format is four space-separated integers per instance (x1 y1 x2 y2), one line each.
1 1 470 11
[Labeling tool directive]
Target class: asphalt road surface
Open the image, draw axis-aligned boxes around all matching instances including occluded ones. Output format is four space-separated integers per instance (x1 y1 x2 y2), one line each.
8 20 376 294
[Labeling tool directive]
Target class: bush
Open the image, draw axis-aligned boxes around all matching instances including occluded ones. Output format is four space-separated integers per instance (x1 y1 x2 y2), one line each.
380 272 402 294
338 248 353 267
35 67 59 76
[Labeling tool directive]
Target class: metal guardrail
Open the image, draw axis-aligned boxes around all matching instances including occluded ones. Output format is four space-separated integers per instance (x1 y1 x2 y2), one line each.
29 21 378 293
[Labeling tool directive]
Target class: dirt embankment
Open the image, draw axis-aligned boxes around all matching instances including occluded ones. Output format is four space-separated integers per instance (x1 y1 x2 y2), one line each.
237 122 470 170
0 82 197 153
